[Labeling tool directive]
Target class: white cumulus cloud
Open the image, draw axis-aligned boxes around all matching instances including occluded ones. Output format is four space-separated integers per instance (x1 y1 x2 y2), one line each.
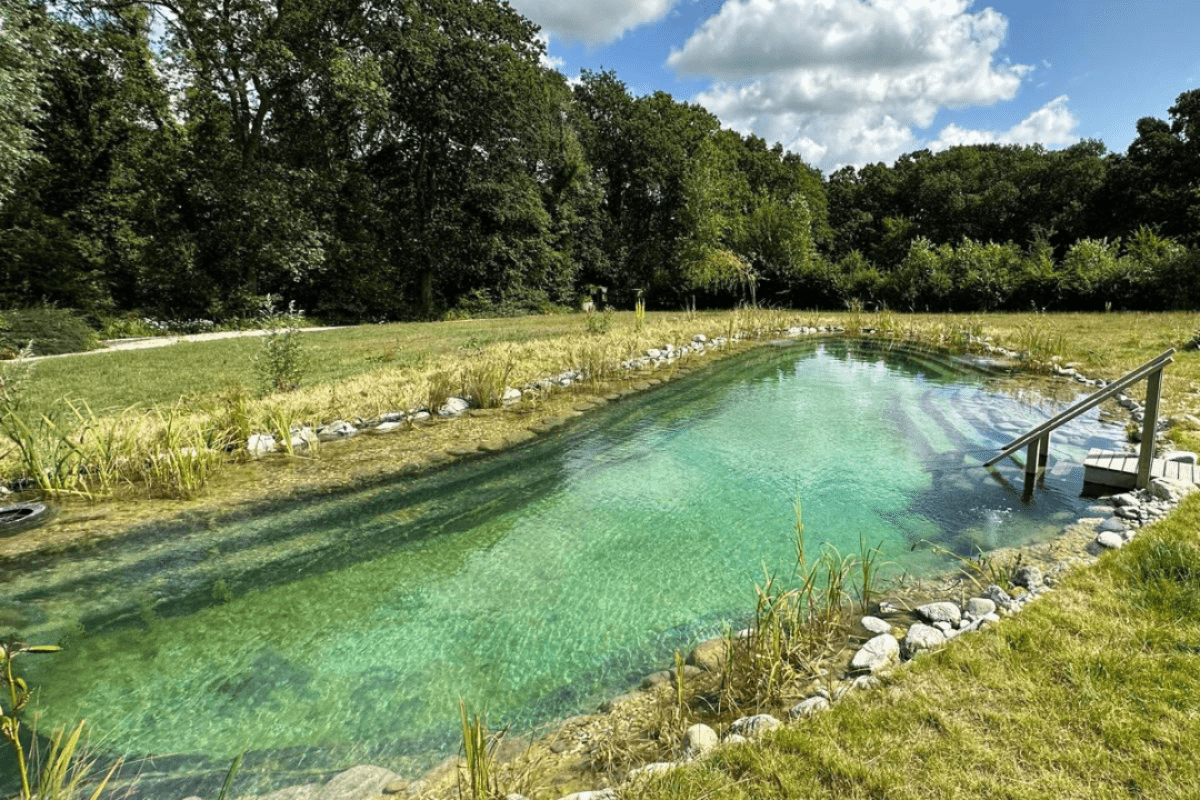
668 0 1043 169
510 0 679 45
928 95 1079 150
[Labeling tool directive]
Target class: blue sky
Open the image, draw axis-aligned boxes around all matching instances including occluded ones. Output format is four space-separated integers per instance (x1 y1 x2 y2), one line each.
506 0 1200 173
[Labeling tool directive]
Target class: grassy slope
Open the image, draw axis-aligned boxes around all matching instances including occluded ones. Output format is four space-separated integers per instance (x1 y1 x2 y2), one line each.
635 494 1200 799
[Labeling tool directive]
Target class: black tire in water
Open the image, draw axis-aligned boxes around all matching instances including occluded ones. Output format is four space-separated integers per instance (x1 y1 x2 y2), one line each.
0 502 53 536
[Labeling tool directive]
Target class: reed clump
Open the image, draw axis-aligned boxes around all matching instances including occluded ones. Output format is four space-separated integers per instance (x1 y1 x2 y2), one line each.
718 503 884 715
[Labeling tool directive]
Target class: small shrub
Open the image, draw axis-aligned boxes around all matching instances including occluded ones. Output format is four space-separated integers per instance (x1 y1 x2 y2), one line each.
0 308 99 357
584 307 613 335
253 297 309 394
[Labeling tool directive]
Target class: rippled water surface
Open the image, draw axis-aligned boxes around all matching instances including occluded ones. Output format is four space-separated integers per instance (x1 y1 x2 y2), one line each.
5 339 1126 795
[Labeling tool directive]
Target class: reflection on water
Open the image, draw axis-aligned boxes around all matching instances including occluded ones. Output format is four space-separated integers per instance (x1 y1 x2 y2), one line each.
4 339 1126 796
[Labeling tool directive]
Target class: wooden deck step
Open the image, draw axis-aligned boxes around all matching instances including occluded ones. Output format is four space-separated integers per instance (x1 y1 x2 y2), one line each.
1083 448 1199 491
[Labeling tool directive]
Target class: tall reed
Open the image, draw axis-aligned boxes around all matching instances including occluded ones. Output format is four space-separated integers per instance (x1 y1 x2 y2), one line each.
459 699 497 800
720 501 879 714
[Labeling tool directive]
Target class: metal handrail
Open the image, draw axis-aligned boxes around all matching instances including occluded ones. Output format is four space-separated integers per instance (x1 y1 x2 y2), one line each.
983 347 1174 469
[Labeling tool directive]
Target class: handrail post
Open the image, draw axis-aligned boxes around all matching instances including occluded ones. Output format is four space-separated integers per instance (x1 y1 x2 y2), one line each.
1038 432 1050 487
1136 367 1164 488
1023 436 1042 501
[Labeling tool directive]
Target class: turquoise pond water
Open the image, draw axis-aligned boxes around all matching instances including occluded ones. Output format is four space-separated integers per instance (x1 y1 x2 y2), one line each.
3 339 1126 795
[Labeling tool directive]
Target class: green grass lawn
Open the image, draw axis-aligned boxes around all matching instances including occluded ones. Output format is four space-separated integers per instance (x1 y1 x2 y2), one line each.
21 310 1200 415
21 315 601 414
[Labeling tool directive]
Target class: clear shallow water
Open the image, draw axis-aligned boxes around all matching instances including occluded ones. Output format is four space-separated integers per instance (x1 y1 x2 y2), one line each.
4 339 1126 795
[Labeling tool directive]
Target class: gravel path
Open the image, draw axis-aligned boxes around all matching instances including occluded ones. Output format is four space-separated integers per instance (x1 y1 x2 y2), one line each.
26 326 346 361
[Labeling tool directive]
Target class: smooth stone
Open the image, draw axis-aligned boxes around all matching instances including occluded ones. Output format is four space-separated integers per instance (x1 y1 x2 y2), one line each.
964 598 996 618
314 765 402 800
851 675 881 692
1112 493 1140 507
726 714 781 738
317 420 358 441
1151 477 1193 502
640 665 703 690
627 763 677 780
788 696 831 719
558 790 617 800
916 601 962 626
861 615 892 634
903 623 947 659
1012 565 1044 591
1097 531 1126 549
681 723 719 760
850 633 900 674
686 637 729 673
439 397 469 417
247 432 277 456
1098 517 1128 533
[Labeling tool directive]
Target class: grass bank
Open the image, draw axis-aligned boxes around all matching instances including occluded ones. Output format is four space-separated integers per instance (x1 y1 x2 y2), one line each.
630 491 1200 800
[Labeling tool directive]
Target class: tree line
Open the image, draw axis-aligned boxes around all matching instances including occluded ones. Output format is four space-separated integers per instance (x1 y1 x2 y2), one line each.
1 0 1198 322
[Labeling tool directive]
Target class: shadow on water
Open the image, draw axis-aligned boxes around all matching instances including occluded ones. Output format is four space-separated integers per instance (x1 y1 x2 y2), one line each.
0 338 1128 798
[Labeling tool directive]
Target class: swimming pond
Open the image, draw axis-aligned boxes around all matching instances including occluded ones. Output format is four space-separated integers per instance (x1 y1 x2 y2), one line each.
4 338 1127 796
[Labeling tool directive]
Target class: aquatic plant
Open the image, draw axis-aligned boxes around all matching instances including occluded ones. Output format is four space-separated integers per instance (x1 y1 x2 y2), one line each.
459 699 498 800
719 502 878 714
3 638 121 800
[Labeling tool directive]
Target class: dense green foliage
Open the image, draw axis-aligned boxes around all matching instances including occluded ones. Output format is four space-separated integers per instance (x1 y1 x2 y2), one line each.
0 0 1197 322
0 308 98 356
